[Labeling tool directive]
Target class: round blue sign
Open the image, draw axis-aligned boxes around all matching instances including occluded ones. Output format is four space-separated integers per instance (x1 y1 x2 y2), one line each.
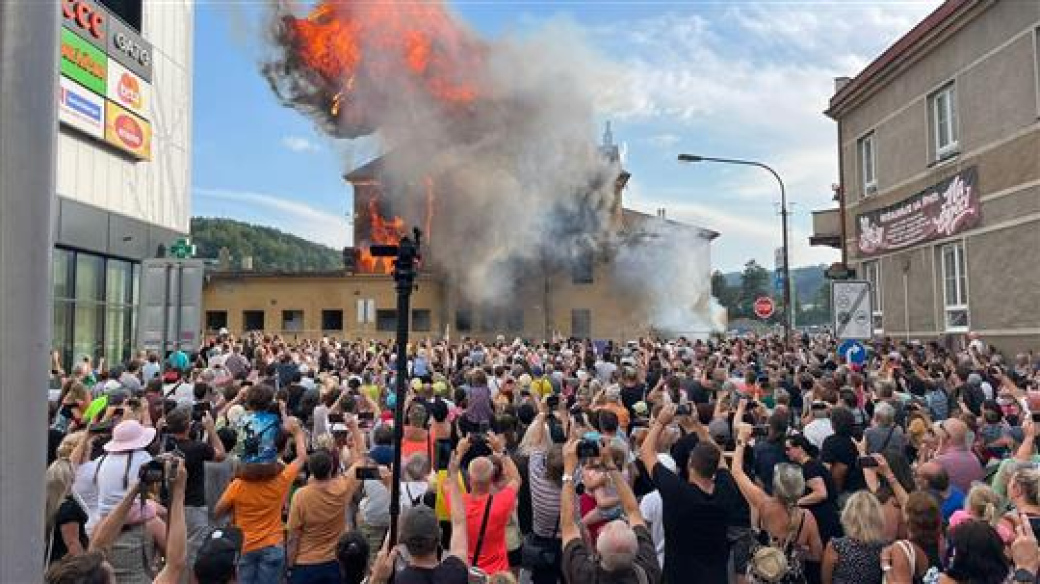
838 339 867 366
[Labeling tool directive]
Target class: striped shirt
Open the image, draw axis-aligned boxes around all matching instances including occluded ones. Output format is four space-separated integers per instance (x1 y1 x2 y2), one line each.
528 451 562 537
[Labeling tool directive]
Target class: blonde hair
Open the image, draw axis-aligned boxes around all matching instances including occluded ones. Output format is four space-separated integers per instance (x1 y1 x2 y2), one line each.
965 484 1003 526
841 491 887 544
44 459 76 532
55 431 86 461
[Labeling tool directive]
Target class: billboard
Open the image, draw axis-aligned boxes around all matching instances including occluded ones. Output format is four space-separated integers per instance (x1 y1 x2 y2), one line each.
857 167 980 257
104 101 151 160
59 76 105 140
106 59 150 119
60 27 106 95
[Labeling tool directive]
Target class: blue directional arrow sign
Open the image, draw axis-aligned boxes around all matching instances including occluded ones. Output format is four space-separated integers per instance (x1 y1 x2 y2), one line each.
838 339 867 366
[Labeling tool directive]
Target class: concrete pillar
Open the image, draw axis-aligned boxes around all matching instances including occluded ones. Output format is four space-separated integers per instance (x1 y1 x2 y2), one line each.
0 0 60 580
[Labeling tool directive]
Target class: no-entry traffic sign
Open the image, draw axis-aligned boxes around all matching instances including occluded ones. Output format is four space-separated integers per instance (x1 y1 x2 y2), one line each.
754 296 775 319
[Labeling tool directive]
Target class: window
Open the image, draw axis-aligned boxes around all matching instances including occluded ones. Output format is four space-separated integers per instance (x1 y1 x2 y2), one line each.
572 248 594 284
356 299 375 324
479 307 501 333
455 308 472 333
930 83 959 160
243 310 265 332
571 309 591 338
206 311 228 332
99 0 142 31
282 310 304 332
863 260 883 332
858 132 877 194
322 310 343 331
412 309 432 332
506 308 524 333
940 242 969 331
376 310 398 332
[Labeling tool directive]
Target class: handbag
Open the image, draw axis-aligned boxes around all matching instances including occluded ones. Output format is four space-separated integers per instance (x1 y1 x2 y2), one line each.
521 522 560 570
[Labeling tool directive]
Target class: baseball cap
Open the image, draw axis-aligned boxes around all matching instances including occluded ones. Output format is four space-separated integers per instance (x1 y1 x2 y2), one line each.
194 526 243 583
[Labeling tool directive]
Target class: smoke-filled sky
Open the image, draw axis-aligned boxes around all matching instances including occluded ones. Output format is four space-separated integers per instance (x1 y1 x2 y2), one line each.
191 0 942 273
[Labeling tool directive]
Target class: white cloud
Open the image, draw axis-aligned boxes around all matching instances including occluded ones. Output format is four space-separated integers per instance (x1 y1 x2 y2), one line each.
282 135 322 153
194 187 352 249
645 133 681 148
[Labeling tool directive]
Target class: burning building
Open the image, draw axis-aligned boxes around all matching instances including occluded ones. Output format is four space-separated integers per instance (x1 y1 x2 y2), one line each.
198 0 724 340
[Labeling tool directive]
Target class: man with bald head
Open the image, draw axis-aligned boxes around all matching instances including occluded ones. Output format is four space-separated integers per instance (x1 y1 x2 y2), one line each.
560 434 660 584
456 433 521 577
915 461 966 523
932 417 984 492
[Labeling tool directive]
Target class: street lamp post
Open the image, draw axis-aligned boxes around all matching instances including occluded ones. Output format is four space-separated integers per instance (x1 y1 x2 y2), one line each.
678 154 793 340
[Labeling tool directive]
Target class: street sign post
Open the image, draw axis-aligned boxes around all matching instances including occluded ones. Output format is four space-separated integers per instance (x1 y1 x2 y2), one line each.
832 280 873 340
754 296 775 320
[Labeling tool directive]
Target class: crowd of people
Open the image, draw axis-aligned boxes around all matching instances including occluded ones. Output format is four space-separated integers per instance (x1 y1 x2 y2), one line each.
42 330 1040 584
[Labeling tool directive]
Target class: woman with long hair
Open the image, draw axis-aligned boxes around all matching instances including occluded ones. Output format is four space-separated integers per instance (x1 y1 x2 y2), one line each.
862 450 914 541
821 491 888 584
950 484 1014 545
786 433 843 546
45 457 89 565
940 521 1009 584
733 406 823 584
882 490 945 583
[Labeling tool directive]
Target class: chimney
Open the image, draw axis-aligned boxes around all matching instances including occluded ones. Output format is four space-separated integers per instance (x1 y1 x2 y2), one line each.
217 247 231 271
834 76 852 93
241 256 253 271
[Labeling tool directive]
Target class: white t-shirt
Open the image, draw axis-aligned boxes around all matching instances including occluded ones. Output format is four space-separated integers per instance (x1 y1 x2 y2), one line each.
804 419 834 449
94 450 152 517
640 491 665 568
163 381 195 407
73 460 101 534
400 480 430 510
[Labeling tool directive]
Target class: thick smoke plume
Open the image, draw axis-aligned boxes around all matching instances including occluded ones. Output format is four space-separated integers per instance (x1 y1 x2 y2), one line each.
261 1 721 332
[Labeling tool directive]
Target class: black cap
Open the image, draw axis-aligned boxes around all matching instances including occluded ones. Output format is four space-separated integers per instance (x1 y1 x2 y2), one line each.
194 526 243 583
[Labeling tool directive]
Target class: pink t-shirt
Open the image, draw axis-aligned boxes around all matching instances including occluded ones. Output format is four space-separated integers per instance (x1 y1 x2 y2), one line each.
949 510 1014 544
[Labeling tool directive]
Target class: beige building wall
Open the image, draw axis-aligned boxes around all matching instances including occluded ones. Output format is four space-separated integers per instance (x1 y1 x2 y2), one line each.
831 0 1040 353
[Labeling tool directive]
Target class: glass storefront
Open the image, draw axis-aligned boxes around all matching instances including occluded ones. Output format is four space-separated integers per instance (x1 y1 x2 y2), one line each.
53 248 140 368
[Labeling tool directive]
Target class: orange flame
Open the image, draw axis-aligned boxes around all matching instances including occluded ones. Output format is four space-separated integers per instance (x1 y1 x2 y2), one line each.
358 197 406 274
281 0 482 136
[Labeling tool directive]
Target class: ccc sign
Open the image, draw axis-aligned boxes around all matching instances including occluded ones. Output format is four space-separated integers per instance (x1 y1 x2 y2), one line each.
62 0 106 44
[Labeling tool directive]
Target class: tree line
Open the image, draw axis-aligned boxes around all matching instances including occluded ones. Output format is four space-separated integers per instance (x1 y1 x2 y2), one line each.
711 260 833 327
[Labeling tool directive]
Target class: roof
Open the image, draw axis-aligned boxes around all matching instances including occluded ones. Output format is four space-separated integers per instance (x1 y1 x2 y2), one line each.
826 0 977 118
344 155 386 182
621 208 720 241
207 269 440 281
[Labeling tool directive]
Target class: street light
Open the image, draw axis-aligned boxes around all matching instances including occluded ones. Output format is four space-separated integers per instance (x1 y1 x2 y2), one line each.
677 153 793 340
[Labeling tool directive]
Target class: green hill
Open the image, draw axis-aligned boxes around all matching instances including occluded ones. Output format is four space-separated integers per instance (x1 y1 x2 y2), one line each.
190 217 342 272
723 264 827 303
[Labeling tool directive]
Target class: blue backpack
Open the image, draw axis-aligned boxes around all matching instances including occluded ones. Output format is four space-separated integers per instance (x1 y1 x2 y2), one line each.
925 386 951 421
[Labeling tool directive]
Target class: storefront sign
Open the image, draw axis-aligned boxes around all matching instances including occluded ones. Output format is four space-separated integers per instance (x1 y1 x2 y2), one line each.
61 27 107 95
106 59 150 119
106 16 152 82
104 101 152 160
61 0 107 50
857 167 980 257
59 75 105 140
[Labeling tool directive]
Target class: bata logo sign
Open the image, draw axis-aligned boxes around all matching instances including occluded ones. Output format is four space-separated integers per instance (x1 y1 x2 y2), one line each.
105 59 150 119
61 0 105 42
104 101 151 160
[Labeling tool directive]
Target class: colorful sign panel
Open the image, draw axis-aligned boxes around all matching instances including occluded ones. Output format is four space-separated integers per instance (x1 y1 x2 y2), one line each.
106 59 150 119
856 167 980 257
59 76 105 140
61 27 107 95
104 101 151 160
61 0 107 51
106 15 153 81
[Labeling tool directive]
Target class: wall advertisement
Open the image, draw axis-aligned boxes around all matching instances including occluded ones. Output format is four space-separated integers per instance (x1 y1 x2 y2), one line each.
106 59 150 119
856 167 981 257
61 27 107 95
105 101 152 160
59 76 106 140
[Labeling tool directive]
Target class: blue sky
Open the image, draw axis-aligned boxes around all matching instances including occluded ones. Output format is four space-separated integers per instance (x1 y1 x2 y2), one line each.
191 0 941 273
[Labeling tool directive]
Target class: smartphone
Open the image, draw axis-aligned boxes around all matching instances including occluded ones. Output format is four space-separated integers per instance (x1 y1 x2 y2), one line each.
1031 412 1040 424
355 467 381 480
858 456 880 468
328 412 345 424
112 407 125 417
357 411 375 421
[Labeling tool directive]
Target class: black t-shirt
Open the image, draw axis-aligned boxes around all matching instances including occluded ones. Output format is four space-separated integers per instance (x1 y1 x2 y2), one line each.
684 380 712 405
562 525 661 584
800 458 843 544
714 468 750 528
395 555 469 584
49 496 88 564
652 464 729 583
669 432 700 482
820 434 865 493
170 437 215 507
752 440 788 495
620 382 646 414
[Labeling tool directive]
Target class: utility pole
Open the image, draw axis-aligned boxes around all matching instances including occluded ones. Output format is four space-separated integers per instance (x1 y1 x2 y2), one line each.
1 1 60 580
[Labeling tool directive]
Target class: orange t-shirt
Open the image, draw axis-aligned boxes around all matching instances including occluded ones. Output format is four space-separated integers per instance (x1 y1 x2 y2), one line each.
219 464 300 553
462 486 517 575
286 477 354 564
400 432 431 461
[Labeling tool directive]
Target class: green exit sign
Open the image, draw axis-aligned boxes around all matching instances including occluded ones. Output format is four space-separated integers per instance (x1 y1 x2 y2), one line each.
170 238 195 259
